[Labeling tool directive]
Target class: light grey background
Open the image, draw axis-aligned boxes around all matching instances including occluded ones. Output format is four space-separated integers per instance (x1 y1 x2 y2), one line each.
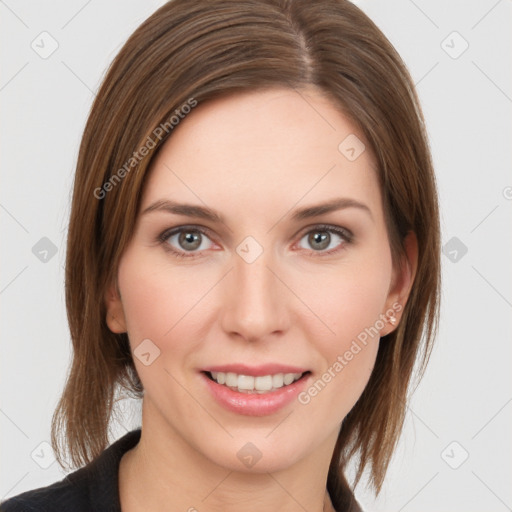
1 1 511 510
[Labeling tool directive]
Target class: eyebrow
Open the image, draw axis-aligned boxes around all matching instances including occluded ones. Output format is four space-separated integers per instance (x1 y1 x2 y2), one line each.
141 197 373 223
291 198 373 221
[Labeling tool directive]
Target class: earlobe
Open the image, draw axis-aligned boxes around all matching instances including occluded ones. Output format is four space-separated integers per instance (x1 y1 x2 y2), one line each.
381 231 418 336
104 280 127 333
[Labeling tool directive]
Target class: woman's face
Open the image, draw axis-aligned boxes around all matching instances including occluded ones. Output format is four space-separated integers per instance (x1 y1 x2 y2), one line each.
106 87 413 473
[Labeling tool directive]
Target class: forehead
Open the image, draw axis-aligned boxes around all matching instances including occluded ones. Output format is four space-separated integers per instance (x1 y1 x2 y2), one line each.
142 87 382 221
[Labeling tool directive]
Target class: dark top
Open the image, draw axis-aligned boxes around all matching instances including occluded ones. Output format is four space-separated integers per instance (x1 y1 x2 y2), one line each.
0 428 142 512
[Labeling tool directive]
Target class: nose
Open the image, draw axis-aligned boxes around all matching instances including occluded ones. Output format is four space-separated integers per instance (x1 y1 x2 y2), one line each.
219 244 290 343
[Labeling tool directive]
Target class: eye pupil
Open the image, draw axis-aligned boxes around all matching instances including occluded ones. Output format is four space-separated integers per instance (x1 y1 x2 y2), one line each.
309 231 330 250
179 231 201 250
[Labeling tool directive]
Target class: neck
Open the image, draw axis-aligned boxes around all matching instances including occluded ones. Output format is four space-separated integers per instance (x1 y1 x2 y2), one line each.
119 399 338 512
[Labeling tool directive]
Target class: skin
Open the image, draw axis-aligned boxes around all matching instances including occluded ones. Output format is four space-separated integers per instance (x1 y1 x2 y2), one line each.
106 86 417 512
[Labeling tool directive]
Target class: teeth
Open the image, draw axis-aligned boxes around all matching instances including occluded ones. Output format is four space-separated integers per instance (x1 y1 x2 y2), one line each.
209 371 304 393
272 373 284 388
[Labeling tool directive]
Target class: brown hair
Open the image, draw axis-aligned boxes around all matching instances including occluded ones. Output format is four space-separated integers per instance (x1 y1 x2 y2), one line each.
51 0 440 509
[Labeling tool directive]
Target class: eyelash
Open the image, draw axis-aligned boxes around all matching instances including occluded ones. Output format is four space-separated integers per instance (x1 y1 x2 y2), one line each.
157 224 354 259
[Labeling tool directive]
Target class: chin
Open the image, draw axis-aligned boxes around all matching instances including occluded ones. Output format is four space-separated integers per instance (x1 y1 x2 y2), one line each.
201 433 313 475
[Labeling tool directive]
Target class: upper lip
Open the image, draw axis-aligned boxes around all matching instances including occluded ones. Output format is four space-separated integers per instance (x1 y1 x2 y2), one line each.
202 364 309 377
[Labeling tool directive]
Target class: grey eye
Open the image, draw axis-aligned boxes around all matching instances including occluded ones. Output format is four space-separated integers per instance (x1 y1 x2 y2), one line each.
179 231 201 250
165 229 213 252
298 229 345 252
308 231 330 250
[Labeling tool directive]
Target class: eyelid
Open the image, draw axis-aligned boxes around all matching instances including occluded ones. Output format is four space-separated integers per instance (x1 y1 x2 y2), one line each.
159 224 215 239
295 223 354 243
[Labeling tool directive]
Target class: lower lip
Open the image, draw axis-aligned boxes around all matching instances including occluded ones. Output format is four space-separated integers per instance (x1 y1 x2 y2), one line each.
200 372 310 416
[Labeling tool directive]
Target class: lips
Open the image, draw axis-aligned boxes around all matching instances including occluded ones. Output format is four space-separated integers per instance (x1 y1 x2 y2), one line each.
199 364 312 416
201 372 310 416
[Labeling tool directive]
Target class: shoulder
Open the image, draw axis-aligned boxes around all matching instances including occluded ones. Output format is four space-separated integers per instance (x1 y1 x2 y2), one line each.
0 429 141 512
0 468 91 512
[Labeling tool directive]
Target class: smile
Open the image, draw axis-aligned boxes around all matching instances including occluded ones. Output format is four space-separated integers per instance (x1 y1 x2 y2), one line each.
200 367 312 416
206 371 306 394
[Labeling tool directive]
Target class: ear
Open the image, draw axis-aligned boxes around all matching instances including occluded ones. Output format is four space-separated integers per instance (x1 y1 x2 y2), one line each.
104 279 127 334
380 231 418 336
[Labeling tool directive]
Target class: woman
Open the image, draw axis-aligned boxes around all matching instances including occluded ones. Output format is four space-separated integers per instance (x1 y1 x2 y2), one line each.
1 0 440 511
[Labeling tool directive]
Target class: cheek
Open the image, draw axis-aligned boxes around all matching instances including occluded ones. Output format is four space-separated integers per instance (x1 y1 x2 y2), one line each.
117 258 216 411
301 257 392 347
330 276 390 344
117 253 211 355
294 253 392 411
